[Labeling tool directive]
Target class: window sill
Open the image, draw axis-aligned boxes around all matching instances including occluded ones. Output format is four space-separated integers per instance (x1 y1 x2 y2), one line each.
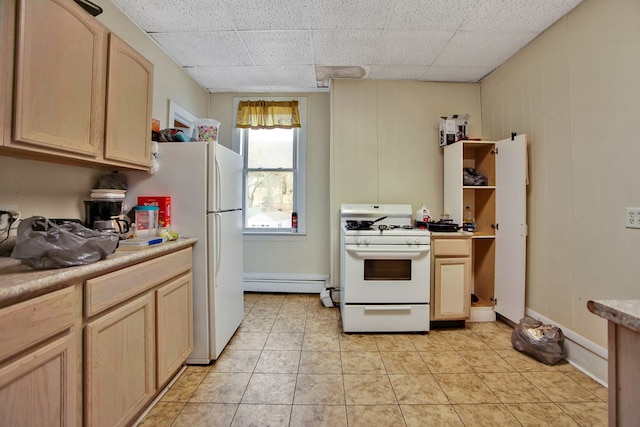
243 231 307 238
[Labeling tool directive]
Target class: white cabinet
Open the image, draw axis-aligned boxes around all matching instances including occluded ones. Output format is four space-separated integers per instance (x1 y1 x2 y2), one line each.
444 135 527 323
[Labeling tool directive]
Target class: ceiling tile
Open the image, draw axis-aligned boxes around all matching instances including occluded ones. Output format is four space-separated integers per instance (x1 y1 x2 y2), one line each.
385 0 479 31
221 0 312 30
434 31 539 68
111 0 235 32
262 65 318 88
111 0 584 92
151 32 253 67
312 30 383 65
459 0 583 32
187 66 271 89
187 65 317 92
375 30 453 66
241 31 314 66
368 65 431 80
309 0 391 30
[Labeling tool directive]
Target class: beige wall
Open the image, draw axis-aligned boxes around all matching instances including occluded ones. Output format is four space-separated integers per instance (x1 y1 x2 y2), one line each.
210 93 331 276
330 79 482 286
0 1 209 221
480 0 640 348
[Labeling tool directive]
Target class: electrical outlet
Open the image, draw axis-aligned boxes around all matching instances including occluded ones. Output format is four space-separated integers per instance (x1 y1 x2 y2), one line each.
625 207 640 229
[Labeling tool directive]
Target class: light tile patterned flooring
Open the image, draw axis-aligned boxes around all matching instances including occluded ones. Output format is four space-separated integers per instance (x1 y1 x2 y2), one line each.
138 293 608 426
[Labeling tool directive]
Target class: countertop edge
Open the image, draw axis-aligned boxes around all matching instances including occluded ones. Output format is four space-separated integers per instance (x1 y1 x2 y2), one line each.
0 237 198 308
588 299 640 333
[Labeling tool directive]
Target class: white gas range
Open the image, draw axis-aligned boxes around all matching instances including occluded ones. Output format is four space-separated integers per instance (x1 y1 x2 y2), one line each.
339 204 431 333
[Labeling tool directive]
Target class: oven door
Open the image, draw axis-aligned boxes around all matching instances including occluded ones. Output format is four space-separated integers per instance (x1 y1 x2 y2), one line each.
343 244 430 303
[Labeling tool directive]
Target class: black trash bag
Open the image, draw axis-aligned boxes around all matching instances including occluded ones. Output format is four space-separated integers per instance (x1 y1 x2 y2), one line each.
511 316 567 365
11 217 119 270
463 167 488 186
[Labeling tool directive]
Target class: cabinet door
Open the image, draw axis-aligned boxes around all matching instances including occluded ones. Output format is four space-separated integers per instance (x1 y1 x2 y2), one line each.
85 293 155 427
104 33 153 169
433 257 471 320
156 272 193 386
12 0 106 157
494 134 527 323
0 333 77 426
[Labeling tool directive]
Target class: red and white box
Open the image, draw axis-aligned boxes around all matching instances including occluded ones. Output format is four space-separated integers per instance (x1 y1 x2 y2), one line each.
137 196 171 227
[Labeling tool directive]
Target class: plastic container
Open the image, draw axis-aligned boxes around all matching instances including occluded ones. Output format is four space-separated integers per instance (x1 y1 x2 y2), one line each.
134 206 159 236
415 204 431 223
189 118 220 142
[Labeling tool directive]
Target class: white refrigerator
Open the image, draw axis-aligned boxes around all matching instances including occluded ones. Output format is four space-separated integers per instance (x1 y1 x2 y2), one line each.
126 141 244 363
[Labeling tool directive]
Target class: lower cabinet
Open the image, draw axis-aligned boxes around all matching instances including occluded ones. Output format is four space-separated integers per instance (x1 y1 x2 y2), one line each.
0 246 193 427
84 248 193 427
0 334 77 426
157 272 193 385
431 235 472 321
85 293 155 427
0 286 78 426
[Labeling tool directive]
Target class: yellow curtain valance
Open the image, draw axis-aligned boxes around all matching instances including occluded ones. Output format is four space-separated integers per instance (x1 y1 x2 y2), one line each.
236 100 301 129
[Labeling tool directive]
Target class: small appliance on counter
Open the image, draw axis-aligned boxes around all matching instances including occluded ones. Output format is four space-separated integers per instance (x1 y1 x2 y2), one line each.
84 189 130 238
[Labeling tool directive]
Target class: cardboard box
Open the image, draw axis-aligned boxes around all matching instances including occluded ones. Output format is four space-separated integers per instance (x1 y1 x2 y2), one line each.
137 196 171 227
439 114 469 147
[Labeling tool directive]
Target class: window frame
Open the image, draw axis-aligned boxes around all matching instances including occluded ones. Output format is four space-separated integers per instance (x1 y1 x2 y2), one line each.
233 97 307 235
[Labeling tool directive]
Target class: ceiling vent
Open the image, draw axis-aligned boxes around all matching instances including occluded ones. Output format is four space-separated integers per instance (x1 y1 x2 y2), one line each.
315 66 367 89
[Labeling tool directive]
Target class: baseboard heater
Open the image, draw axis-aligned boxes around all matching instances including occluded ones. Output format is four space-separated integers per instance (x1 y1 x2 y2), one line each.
243 272 330 294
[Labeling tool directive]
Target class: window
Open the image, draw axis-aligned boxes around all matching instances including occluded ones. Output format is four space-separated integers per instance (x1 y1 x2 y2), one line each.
234 97 306 234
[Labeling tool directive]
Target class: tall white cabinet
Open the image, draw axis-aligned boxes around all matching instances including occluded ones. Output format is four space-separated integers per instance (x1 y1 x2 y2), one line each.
444 135 527 323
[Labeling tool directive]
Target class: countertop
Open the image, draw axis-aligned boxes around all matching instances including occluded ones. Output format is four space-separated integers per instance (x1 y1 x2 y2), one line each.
0 237 197 309
587 299 640 333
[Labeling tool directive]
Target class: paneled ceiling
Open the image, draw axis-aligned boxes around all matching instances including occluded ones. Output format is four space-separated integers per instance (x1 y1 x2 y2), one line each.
111 0 582 93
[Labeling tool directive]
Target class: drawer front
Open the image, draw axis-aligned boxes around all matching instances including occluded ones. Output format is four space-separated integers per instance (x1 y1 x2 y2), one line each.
342 304 430 333
85 248 192 317
432 238 471 257
0 287 74 361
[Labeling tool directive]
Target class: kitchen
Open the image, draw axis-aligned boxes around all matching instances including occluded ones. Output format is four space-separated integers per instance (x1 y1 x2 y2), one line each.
0 0 637 425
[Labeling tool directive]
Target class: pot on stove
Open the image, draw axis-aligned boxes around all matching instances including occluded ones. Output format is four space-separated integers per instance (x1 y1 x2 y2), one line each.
346 216 387 230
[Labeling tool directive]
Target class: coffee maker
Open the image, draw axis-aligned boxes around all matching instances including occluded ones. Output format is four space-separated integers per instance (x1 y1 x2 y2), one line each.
84 200 129 236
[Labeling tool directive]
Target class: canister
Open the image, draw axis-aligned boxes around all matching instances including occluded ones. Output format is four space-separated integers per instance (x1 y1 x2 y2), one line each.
134 206 159 236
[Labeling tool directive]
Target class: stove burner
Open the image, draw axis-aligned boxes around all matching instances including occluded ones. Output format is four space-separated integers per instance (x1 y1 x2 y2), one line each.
345 223 420 231
345 224 373 230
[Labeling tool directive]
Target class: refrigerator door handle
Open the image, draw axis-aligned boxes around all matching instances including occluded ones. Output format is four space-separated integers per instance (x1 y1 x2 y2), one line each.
214 213 221 281
214 156 221 212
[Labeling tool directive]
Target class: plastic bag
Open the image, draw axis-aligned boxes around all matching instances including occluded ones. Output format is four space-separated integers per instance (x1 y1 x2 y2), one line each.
11 217 119 270
95 171 127 190
511 316 567 365
463 167 488 186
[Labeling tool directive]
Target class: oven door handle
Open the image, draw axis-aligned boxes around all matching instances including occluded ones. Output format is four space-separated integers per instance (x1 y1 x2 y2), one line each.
363 305 412 312
345 246 430 258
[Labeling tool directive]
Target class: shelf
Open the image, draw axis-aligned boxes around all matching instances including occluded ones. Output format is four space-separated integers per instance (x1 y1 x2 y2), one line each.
471 297 494 308
463 186 495 190
471 233 495 240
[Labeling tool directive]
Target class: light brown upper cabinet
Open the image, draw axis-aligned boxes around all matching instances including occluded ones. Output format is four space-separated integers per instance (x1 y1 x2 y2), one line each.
104 34 153 169
2 0 152 171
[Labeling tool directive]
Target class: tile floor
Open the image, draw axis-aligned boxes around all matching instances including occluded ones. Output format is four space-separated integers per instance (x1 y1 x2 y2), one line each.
138 293 608 426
